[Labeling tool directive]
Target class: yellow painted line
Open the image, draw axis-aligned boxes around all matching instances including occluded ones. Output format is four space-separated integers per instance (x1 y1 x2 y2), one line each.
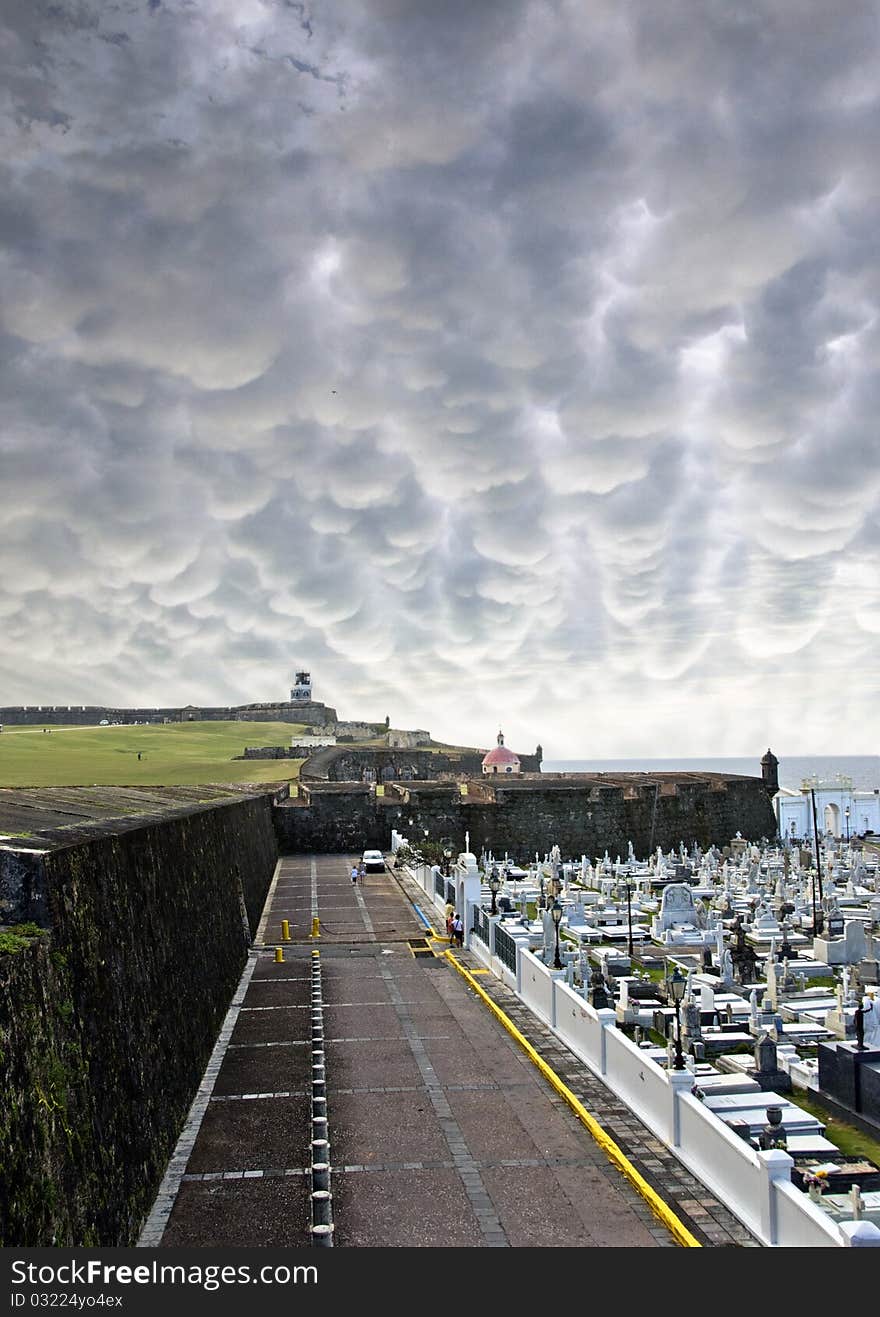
443 951 701 1249
468 968 491 975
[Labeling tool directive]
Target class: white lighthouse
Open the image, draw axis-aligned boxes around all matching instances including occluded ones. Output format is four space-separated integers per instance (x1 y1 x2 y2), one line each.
290 670 312 703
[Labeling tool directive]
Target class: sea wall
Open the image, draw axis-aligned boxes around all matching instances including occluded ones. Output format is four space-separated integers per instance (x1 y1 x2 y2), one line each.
0 794 278 1246
273 775 778 857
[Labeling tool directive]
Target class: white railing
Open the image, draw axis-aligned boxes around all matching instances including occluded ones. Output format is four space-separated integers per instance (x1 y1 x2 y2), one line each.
501 946 877 1248
400 863 878 1247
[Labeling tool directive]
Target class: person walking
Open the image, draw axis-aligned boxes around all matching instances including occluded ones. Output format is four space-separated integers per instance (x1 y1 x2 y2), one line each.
451 913 464 948
350 864 359 885
444 898 455 940
358 860 366 884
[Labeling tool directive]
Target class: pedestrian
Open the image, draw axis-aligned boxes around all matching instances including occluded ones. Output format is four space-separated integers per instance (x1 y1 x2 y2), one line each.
451 913 464 947
358 860 366 883
444 898 455 940
350 864 359 885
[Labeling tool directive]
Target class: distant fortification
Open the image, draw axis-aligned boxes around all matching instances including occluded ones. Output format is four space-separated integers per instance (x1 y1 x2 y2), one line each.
0 667 338 728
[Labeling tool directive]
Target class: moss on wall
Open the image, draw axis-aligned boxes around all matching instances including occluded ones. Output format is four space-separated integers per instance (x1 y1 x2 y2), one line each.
0 795 278 1246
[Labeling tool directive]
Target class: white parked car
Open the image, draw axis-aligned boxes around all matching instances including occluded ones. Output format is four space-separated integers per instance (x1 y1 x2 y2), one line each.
362 849 386 872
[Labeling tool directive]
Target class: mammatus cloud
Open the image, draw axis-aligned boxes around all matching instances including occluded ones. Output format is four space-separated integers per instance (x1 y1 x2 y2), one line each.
1 1 879 757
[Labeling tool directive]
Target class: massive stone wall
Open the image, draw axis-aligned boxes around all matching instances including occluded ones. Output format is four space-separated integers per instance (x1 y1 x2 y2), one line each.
273 774 778 857
0 702 336 727
298 747 542 782
0 794 278 1246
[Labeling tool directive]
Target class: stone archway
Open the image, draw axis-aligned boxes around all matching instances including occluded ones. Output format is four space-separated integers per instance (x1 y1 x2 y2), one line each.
824 802 841 837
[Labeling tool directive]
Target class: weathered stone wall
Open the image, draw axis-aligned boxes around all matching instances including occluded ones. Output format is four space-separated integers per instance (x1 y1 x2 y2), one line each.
299 747 541 782
0 702 336 727
0 795 278 1246
241 746 301 759
273 775 778 858
334 721 387 739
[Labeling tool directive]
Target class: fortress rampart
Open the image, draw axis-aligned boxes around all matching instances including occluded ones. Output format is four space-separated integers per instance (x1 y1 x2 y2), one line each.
0 701 336 727
0 788 279 1245
274 772 778 856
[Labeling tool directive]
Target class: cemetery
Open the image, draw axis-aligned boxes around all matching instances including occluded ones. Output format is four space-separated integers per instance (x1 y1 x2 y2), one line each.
400 827 880 1246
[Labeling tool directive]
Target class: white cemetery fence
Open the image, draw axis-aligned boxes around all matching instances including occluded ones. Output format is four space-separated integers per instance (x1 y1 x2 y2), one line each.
403 858 880 1248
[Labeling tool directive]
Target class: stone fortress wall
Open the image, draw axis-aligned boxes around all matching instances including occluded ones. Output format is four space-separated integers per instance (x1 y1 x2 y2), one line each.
275 772 778 857
0 701 337 727
0 791 279 1246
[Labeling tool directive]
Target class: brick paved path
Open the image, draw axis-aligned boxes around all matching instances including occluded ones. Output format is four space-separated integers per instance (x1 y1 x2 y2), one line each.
151 855 758 1248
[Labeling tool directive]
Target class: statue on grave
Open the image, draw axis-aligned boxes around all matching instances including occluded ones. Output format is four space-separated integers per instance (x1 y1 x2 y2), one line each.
720 947 735 986
589 965 610 1010
824 891 841 919
862 996 880 1049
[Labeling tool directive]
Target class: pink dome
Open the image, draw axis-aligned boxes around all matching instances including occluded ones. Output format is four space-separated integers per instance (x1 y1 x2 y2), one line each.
482 745 520 767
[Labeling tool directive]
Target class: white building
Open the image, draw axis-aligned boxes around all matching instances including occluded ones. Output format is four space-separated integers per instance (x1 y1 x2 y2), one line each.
774 776 880 841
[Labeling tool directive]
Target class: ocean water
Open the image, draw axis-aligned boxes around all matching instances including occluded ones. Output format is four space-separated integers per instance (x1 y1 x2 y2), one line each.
541 756 880 793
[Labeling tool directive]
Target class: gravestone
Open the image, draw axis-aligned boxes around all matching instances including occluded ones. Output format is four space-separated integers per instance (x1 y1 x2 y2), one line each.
845 921 869 963
753 1030 792 1093
656 883 698 932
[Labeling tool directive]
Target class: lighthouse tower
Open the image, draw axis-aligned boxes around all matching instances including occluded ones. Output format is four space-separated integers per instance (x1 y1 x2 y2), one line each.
290 670 312 704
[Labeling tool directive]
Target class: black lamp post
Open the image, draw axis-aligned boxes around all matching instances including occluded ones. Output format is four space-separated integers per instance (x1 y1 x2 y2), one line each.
551 899 563 970
489 868 501 916
539 876 546 910
624 878 634 959
845 806 850 844
669 967 686 1070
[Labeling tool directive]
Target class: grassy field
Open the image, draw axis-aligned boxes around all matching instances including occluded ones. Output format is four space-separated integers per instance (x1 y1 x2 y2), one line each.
0 721 307 787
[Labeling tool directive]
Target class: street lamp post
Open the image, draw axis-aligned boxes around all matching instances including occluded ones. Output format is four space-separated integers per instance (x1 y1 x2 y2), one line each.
489 868 501 916
624 879 634 959
845 806 850 844
668 967 686 1070
551 899 563 970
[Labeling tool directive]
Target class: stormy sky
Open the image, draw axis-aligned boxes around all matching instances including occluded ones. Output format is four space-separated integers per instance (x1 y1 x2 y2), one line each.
2 1 879 758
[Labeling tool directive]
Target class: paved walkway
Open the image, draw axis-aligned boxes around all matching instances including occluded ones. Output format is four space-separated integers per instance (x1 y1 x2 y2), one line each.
153 854 758 1248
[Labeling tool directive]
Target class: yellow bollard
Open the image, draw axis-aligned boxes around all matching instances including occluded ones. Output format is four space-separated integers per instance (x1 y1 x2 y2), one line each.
310 915 321 938
281 919 291 941
274 946 284 963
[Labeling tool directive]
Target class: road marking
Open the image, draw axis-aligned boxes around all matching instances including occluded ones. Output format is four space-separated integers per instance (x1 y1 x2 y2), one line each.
443 952 701 1249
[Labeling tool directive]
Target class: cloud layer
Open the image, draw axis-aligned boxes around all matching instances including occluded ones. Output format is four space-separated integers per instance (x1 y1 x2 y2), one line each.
1 1 879 757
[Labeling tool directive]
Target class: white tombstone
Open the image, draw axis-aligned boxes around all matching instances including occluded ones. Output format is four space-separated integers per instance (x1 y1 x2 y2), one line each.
656 883 698 932
845 921 868 963
765 958 779 1010
542 908 556 963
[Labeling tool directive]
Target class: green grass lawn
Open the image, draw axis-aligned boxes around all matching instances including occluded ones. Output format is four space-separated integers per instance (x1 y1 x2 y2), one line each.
0 721 308 787
791 1090 880 1166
